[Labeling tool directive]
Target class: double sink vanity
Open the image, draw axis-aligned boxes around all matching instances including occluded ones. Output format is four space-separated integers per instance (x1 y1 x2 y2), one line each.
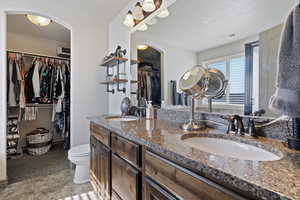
88 114 300 200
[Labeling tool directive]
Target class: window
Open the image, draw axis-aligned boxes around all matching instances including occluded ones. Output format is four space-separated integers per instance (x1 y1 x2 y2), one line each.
206 55 245 105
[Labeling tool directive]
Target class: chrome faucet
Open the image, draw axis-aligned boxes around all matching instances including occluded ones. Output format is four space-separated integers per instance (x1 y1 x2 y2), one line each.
233 115 245 136
225 115 245 136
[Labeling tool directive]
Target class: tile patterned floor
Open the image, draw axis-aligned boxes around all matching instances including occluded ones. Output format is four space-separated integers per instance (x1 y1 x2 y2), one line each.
0 145 95 200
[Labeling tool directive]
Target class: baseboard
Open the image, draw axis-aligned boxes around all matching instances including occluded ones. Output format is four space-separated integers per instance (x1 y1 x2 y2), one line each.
0 179 8 189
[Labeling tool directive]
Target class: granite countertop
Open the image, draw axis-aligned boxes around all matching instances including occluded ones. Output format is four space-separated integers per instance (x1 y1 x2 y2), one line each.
88 115 300 200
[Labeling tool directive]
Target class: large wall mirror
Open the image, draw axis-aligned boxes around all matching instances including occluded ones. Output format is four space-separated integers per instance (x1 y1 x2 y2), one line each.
130 0 297 118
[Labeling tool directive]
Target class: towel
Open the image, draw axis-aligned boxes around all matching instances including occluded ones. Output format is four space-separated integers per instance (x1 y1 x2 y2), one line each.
269 5 300 117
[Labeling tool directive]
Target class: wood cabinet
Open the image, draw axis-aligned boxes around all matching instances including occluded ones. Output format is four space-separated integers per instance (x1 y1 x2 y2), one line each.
145 151 247 200
90 123 250 200
90 136 97 178
91 122 110 146
111 154 141 200
111 133 141 168
96 141 111 200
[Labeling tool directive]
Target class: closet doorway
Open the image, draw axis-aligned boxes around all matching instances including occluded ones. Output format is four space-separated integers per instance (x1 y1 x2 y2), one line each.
137 46 163 107
6 14 71 183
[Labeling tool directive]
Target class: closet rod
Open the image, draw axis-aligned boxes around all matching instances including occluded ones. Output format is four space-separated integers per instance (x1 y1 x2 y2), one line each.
7 50 70 61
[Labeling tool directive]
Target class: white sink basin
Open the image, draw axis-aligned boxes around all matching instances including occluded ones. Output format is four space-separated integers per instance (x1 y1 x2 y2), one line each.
105 116 139 122
182 137 281 161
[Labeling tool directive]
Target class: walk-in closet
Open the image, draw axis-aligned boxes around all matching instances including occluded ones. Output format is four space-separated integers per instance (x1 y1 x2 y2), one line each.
137 46 162 107
6 14 71 183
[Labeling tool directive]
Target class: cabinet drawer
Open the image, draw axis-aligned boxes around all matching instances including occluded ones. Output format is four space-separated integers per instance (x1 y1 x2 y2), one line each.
111 154 141 200
91 123 110 146
145 151 247 200
111 133 140 168
145 177 178 200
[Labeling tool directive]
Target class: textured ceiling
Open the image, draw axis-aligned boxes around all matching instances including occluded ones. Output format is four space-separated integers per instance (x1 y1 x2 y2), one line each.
6 0 133 43
133 0 298 52
7 14 71 43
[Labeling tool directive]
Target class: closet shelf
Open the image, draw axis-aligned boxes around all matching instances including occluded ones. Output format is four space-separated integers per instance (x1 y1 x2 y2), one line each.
8 115 18 119
131 80 138 84
26 103 53 108
100 79 128 85
100 57 128 67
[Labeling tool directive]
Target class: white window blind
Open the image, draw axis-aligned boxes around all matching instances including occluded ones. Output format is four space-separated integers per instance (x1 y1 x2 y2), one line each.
229 57 245 104
206 56 245 105
207 61 227 103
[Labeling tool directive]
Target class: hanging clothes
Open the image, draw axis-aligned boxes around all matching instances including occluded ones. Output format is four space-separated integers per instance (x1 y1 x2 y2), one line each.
32 60 41 98
8 59 17 106
138 67 161 106
7 52 71 148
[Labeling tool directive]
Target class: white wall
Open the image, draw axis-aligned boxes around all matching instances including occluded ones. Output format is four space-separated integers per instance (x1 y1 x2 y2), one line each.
108 0 141 114
7 31 70 57
131 33 197 105
108 0 191 114
197 35 258 63
0 1 109 182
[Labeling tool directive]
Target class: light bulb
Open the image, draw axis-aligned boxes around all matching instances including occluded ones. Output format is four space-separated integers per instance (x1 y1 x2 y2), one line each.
26 15 52 26
138 24 148 31
147 17 157 25
142 0 156 12
137 45 149 50
157 8 169 18
132 2 144 21
123 11 135 27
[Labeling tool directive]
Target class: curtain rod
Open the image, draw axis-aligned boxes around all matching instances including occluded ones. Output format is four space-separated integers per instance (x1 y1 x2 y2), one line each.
7 50 70 61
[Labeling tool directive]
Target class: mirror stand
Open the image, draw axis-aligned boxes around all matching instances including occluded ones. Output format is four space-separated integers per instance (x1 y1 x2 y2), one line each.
181 97 205 131
208 98 213 112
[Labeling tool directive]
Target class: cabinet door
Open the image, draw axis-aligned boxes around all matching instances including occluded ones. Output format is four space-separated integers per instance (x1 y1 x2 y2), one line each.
97 141 111 200
111 154 141 200
145 177 178 200
90 136 97 177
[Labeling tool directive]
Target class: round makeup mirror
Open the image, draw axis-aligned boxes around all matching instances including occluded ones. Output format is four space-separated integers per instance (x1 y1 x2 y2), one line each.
179 65 228 131
204 68 228 112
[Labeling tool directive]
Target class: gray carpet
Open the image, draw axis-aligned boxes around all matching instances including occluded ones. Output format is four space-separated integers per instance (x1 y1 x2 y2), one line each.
7 144 70 184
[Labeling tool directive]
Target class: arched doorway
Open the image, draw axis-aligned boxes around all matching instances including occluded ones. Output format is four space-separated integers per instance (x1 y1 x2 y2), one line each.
137 45 163 107
5 12 72 184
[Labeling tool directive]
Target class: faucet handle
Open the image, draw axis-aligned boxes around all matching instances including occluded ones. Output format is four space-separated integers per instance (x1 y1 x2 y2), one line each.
246 118 258 138
233 115 245 136
222 115 236 134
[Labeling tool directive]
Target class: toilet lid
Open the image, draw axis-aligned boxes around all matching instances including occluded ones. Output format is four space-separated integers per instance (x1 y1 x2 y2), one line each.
69 144 90 157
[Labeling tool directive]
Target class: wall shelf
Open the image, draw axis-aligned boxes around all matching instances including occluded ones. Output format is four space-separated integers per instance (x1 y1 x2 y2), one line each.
130 80 138 84
100 79 128 85
100 56 128 93
131 59 139 65
100 57 128 67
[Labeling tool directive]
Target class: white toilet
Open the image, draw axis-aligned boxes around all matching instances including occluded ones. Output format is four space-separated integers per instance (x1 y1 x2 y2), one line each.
68 144 90 184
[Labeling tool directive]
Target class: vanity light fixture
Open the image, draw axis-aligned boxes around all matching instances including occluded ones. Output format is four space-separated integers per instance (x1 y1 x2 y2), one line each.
137 44 149 50
132 2 144 20
157 8 170 18
26 15 52 26
138 24 148 31
147 17 157 25
123 11 135 27
142 0 156 12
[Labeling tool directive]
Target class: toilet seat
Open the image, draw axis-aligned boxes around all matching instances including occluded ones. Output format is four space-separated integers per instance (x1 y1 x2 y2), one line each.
69 144 90 157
